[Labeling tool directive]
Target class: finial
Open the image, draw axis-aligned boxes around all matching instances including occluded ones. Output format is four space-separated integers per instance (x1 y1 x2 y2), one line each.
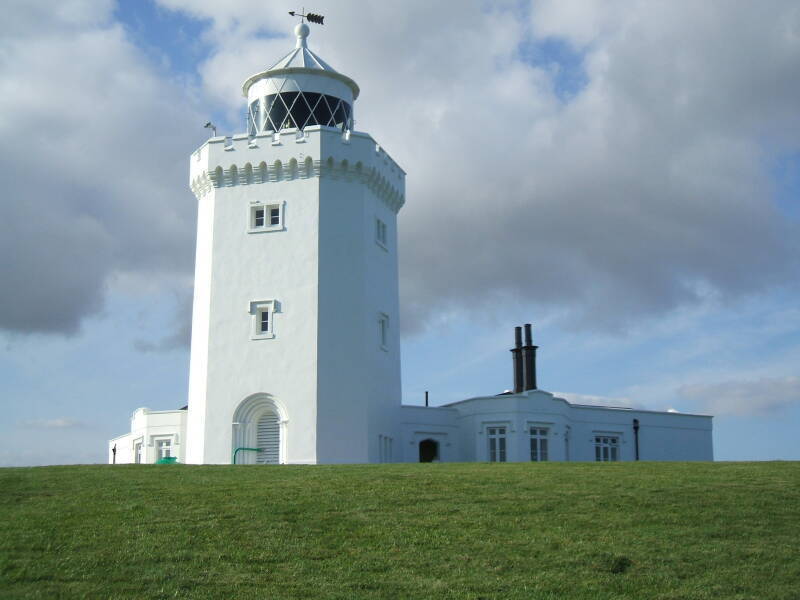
295 22 310 48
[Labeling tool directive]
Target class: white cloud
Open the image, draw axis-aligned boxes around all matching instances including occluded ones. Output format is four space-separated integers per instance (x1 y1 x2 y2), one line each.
0 0 206 336
554 392 637 409
154 0 800 336
22 417 85 429
2 0 799 341
678 376 800 416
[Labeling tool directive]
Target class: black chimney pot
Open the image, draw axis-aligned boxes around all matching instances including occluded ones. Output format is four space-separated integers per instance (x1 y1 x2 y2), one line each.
522 323 538 391
511 326 524 393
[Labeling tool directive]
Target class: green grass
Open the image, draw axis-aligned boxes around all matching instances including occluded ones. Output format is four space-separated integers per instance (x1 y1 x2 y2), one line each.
1 462 799 599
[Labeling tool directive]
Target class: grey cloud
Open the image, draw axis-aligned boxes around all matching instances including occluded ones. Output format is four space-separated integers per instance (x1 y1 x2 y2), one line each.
0 1 205 335
153 0 800 337
678 376 800 416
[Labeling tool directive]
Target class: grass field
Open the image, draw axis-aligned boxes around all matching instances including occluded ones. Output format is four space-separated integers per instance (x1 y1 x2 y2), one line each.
1 462 798 599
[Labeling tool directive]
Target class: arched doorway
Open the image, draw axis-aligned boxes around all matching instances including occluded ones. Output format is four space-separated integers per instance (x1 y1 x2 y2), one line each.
419 439 439 463
232 394 286 465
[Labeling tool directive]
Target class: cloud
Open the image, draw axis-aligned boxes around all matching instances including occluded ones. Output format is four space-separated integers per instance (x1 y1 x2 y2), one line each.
555 392 637 409
0 0 206 336
678 376 800 416
22 417 86 429
3 1 799 341
152 0 800 336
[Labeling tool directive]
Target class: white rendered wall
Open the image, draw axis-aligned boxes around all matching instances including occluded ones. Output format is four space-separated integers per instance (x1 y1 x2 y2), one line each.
443 391 713 463
399 406 460 462
186 126 405 465
108 408 187 464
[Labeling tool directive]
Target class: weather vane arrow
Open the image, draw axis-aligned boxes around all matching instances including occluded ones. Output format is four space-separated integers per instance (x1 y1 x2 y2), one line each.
288 9 324 25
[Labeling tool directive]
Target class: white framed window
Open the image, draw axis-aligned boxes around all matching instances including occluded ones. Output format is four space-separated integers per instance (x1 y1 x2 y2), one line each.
375 218 388 248
487 426 507 462
530 427 549 462
156 439 172 460
249 202 283 233
134 441 143 464
378 313 389 351
378 435 393 463
594 435 620 462
249 300 278 340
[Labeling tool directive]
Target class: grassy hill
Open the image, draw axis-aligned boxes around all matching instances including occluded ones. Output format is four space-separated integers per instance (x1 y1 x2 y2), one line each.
1 462 798 599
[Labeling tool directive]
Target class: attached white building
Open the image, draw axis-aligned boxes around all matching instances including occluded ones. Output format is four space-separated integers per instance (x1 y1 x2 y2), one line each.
108 24 712 466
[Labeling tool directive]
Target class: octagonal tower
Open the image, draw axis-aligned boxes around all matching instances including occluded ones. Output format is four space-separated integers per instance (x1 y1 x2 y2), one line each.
186 24 405 465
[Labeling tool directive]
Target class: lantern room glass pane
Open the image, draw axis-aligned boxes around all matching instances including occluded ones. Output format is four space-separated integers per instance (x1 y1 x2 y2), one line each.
258 92 351 133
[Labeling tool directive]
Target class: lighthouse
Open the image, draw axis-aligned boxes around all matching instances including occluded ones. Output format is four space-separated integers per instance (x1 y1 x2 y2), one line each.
185 23 406 464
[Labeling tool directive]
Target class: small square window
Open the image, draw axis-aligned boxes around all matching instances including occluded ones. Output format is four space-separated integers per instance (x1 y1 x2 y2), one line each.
250 203 283 233
375 218 388 248
250 300 278 340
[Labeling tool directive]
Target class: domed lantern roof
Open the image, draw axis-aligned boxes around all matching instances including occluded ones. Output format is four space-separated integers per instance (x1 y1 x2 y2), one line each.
242 24 359 135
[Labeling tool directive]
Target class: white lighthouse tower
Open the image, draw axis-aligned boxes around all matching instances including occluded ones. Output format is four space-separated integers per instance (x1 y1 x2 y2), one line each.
185 23 405 464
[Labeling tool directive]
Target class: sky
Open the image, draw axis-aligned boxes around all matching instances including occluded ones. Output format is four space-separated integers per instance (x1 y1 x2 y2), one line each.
1 0 799 466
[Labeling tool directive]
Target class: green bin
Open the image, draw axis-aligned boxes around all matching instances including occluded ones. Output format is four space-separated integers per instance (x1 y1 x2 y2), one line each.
156 456 178 464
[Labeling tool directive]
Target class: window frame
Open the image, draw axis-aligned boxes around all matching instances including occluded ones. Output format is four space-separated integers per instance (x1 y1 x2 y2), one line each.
486 425 508 463
529 425 549 462
375 217 388 249
378 313 389 351
249 202 284 233
250 300 278 340
594 434 621 462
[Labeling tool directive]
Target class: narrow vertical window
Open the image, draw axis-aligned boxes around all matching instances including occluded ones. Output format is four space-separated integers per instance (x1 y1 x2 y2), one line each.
260 310 269 333
270 207 280 226
530 427 549 462
254 208 265 227
378 313 389 350
134 442 142 464
375 218 387 247
487 427 507 462
250 300 277 339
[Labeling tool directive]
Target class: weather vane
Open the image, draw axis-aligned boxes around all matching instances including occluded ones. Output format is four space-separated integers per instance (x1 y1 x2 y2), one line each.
288 8 324 25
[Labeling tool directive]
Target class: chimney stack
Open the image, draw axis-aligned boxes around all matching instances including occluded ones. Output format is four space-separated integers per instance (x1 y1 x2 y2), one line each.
511 326 524 393
522 323 538 391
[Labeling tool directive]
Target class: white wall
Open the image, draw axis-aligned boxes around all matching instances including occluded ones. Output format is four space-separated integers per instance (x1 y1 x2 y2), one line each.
186 126 405 465
442 391 713 462
108 408 187 464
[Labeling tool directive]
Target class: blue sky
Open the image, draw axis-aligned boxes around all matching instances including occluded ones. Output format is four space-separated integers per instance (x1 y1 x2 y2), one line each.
1 0 798 465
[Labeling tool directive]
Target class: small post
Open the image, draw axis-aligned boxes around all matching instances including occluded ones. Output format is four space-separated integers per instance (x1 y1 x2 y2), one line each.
425 391 429 407
112 444 116 465
633 419 640 461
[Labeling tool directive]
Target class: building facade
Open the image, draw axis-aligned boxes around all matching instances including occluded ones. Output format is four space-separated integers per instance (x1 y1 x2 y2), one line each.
108 24 713 465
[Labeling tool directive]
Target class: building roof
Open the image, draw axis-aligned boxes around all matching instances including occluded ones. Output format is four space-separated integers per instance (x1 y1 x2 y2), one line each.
241 23 360 99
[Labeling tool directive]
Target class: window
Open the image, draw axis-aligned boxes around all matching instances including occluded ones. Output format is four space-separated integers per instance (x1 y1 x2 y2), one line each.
487 426 507 462
594 435 620 462
379 435 393 463
156 439 172 460
249 203 283 232
250 300 278 340
378 313 389 350
134 441 142 464
530 427 549 462
375 218 388 248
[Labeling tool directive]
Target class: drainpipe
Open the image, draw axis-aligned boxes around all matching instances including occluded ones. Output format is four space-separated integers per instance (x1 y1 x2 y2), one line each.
232 447 260 465
511 326 524 393
633 419 640 461
522 324 538 391
425 391 429 407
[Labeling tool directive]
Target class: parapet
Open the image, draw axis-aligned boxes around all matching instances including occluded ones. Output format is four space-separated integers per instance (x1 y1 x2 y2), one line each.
189 126 405 213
